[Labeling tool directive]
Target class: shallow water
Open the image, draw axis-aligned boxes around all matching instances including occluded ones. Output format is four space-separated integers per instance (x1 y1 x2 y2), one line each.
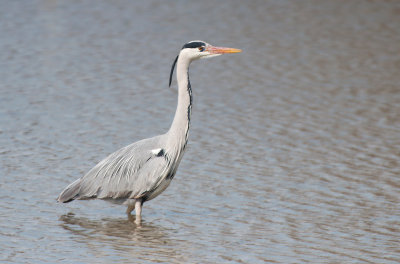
1 0 399 263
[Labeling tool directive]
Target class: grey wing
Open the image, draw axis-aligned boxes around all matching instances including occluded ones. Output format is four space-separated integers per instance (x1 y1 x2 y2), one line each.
75 137 168 200
128 155 170 200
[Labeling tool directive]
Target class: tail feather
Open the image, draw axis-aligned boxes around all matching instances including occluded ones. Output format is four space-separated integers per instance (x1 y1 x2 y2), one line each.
57 178 82 203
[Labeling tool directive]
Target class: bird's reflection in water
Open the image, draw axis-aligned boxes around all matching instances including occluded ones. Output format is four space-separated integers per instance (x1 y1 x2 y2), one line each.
59 213 184 262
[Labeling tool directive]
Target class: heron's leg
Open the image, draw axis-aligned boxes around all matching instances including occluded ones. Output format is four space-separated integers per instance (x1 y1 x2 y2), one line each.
134 199 142 225
126 199 135 215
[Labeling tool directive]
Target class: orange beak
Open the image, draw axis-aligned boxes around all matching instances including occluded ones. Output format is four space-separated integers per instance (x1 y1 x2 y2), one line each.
206 46 242 54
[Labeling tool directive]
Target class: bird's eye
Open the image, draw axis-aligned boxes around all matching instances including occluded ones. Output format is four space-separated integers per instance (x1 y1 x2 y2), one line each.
198 46 205 52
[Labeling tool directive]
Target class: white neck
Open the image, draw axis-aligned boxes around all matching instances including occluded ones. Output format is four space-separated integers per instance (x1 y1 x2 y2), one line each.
166 53 193 155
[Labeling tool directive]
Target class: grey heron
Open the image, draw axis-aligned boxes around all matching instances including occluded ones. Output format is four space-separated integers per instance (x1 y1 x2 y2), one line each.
57 40 241 224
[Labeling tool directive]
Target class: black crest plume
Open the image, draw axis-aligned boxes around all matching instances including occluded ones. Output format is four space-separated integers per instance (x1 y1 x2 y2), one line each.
169 55 179 87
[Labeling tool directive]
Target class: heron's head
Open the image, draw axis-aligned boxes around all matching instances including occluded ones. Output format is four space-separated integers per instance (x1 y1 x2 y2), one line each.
181 40 241 60
169 40 241 86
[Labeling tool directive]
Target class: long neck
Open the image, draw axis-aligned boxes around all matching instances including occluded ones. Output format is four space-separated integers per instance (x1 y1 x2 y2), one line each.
167 55 192 152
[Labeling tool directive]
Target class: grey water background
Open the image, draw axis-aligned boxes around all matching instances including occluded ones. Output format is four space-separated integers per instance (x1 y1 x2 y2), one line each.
1 0 399 263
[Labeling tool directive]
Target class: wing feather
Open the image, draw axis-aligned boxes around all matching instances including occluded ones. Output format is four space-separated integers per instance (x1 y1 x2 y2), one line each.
75 136 168 200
